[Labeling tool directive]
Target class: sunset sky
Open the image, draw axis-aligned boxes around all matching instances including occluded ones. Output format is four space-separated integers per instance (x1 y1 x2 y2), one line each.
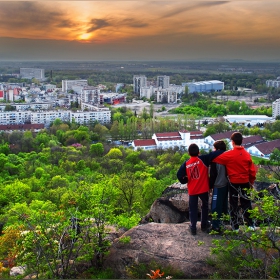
0 0 279 61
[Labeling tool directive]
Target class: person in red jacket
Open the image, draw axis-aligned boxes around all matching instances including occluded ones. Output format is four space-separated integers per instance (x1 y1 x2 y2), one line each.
213 132 256 231
177 143 210 235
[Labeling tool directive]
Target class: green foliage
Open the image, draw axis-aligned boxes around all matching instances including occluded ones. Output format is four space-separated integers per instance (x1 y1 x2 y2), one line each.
119 236 131 244
210 189 280 279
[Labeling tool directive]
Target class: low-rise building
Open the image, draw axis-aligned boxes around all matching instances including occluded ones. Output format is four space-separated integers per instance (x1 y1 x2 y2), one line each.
132 130 209 151
184 80 224 93
248 138 280 159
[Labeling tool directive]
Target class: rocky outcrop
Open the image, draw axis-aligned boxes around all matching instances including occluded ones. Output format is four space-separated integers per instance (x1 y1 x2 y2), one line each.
103 222 218 279
141 182 212 224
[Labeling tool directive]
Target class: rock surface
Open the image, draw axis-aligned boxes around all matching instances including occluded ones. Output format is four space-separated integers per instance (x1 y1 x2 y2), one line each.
103 222 218 279
141 182 211 224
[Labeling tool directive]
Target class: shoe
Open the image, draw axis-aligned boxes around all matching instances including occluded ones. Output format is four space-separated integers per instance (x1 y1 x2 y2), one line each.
201 221 211 232
189 224 197 235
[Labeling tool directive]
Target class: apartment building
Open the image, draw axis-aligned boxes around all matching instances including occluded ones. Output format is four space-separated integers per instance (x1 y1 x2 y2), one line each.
266 77 280 88
157 75 170 89
0 111 31 125
62 80 88 92
272 98 280 118
20 68 45 80
70 109 111 125
133 75 147 95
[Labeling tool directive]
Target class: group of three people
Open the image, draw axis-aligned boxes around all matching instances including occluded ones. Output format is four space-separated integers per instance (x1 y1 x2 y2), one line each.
177 132 257 235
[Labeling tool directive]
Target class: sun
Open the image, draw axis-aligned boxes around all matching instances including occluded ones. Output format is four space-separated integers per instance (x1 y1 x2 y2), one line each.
79 33 91 41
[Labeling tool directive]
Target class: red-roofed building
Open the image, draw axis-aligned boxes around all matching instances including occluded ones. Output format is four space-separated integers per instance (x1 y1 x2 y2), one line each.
132 130 209 151
248 138 280 159
0 123 44 133
132 139 157 150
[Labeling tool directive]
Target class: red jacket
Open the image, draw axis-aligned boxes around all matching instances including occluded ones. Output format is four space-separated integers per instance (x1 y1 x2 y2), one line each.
213 146 256 185
185 156 209 195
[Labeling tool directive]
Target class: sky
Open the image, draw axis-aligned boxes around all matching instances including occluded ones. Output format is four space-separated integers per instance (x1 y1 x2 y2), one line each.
0 0 279 62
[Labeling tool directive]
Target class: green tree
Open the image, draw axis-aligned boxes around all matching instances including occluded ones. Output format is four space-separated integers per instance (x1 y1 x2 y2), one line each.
90 143 104 157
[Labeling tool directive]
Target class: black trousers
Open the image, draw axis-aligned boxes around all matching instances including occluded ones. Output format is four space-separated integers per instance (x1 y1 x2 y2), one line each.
229 182 253 230
189 192 209 230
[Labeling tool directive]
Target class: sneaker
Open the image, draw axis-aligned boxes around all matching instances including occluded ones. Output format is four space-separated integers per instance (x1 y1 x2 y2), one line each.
248 226 256 231
189 224 197 235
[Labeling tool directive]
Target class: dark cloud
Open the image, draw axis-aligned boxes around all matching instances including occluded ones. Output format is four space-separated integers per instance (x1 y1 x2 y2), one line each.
161 1 229 18
120 18 148 28
86 17 148 33
87 19 111 33
0 2 73 31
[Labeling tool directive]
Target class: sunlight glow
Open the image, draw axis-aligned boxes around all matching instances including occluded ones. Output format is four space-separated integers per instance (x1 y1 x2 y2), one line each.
79 33 91 41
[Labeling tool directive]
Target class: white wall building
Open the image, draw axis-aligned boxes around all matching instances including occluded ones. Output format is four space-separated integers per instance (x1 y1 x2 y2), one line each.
140 86 154 99
185 80 224 93
155 88 177 103
133 75 147 95
157 76 170 89
0 111 31 125
132 130 209 151
272 98 280 118
266 77 280 88
31 111 69 125
20 68 45 80
70 109 111 125
62 80 88 92
224 115 273 126
81 87 100 104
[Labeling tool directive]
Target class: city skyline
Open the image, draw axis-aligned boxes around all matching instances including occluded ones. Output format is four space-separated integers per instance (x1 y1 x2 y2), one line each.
0 1 279 62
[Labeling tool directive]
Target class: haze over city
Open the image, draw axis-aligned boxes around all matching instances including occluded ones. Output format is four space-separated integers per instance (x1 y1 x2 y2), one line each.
0 0 280 62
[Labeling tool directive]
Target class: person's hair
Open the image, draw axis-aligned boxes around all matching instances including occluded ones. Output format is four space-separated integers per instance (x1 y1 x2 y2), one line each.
213 140 226 151
188 143 199 156
231 132 243 145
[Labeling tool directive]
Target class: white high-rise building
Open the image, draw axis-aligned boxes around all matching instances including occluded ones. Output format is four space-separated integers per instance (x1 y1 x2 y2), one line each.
157 75 170 89
20 68 45 80
133 75 147 95
62 80 88 92
272 98 280 118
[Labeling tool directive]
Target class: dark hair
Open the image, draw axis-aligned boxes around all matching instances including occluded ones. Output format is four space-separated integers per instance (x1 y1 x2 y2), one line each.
188 143 199 156
231 132 243 145
213 140 226 151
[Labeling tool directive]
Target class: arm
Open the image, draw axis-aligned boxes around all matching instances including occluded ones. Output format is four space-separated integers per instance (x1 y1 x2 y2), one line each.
199 150 224 167
177 161 188 184
212 151 230 165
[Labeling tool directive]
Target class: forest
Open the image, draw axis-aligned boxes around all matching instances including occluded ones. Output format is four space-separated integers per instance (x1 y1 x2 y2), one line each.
0 61 280 278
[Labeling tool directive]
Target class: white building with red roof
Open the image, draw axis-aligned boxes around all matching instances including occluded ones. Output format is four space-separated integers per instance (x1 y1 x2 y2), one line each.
132 130 209 151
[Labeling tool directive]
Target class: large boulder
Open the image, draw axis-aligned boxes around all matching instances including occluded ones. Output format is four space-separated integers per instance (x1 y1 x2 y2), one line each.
103 222 217 279
141 182 212 224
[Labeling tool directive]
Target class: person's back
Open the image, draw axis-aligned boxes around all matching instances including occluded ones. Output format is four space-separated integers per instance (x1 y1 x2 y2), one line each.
177 143 210 235
213 146 255 184
213 132 256 231
185 155 209 195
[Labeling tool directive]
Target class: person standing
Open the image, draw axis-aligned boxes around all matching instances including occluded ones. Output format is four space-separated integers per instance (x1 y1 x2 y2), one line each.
209 140 229 232
177 143 210 235
213 132 256 231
